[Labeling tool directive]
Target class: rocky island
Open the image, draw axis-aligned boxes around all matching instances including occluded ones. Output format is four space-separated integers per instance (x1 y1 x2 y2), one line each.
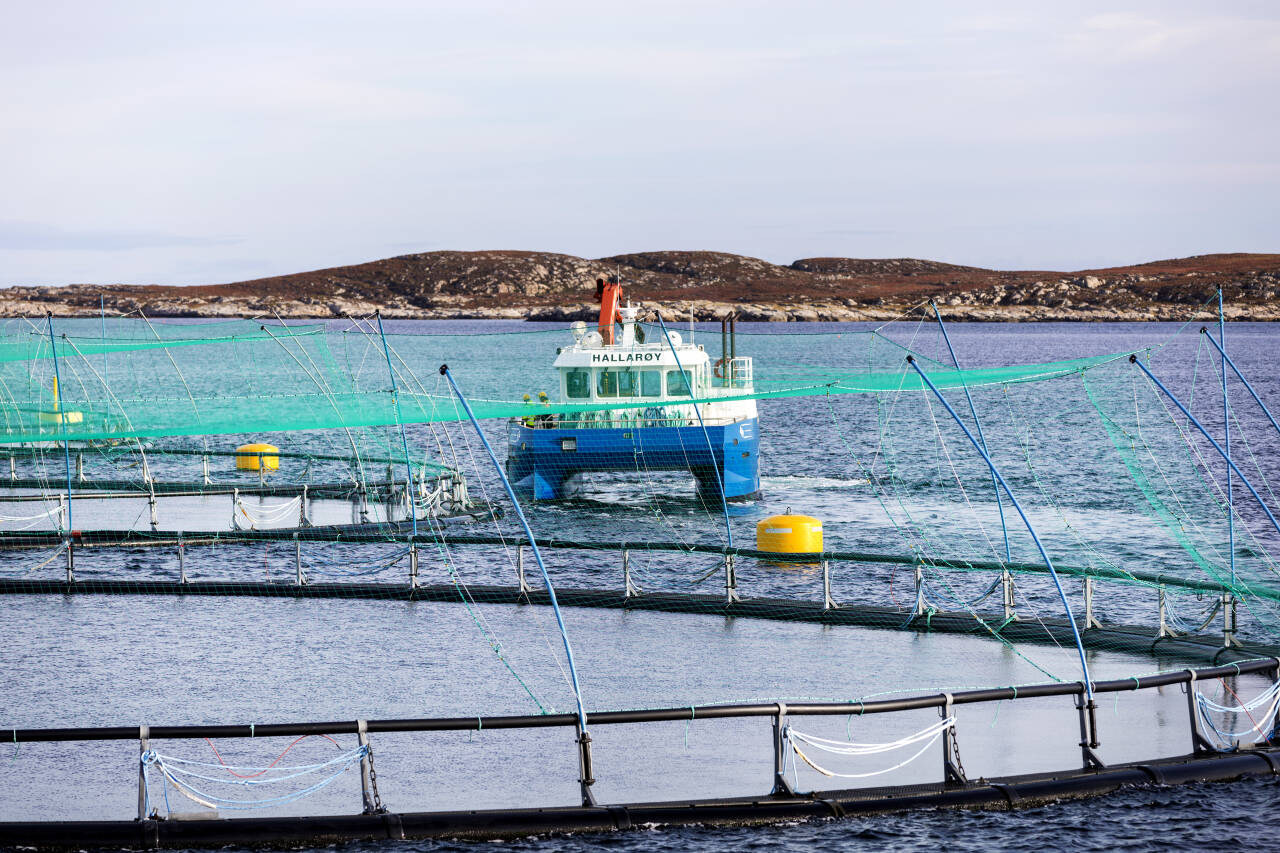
2 250 1277 322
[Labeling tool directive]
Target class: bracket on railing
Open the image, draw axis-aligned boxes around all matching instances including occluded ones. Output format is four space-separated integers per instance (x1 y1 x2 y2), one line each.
822 560 838 611
408 543 419 590
515 545 531 599
356 719 384 814
1082 576 1100 629
1001 567 1017 622
177 534 187 585
914 564 927 617
1222 594 1240 648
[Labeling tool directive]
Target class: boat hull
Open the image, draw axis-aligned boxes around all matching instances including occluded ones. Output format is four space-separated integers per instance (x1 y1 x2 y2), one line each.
506 418 760 501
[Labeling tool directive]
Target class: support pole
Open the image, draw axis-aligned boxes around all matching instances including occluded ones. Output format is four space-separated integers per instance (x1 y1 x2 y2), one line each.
515 545 531 597
940 695 966 786
75 452 84 483
440 364 595 806
1002 567 1017 622
299 484 310 528
909 355 1095 699
932 302 1011 564
1200 326 1280 441
356 719 382 814
137 725 151 821
1082 576 1100 629
294 533 305 586
914 563 927 616
177 535 187 585
1130 355 1280 539
724 552 740 604
1223 593 1239 648
1157 586 1176 638
822 559 837 611
771 702 795 795
201 453 211 485
408 542 419 589
1075 686 1105 769
1184 670 1217 754
623 548 640 598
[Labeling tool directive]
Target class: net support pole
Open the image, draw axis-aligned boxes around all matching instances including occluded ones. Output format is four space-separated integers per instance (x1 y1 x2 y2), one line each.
932 302 1011 564
1075 687 1105 769
1199 326 1280 441
136 725 150 821
908 355 1095 700
375 313 419 542
515 545 531 597
46 314 76 579
822 559 837 611
177 535 187 585
1130 355 1280 539
771 702 795 795
1219 292 1235 590
655 316 734 550
440 364 596 807
1183 670 1217 754
1082 576 1099 629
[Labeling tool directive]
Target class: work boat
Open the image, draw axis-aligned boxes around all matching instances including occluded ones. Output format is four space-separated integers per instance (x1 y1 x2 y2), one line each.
506 278 760 501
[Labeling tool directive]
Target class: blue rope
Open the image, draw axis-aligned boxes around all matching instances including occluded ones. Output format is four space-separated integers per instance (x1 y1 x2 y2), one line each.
909 356 1095 699
440 365 589 731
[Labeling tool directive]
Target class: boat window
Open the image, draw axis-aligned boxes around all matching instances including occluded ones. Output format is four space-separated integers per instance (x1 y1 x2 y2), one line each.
641 370 662 397
565 369 590 399
596 368 637 398
667 369 693 396
597 368 638 398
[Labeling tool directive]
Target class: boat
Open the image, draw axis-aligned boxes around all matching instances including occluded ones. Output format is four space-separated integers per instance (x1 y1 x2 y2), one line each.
506 277 760 501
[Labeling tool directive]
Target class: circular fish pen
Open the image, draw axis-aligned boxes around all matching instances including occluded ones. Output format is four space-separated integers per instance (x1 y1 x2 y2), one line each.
1 311 1279 848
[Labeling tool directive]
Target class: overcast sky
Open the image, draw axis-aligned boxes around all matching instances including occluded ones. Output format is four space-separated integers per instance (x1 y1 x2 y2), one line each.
2 1 1277 286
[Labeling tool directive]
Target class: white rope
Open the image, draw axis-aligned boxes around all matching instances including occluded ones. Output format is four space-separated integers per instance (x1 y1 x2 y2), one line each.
1196 679 1280 714
0 503 63 523
786 716 954 779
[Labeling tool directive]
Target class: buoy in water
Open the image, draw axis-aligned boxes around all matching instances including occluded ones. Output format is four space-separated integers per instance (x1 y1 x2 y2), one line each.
235 443 280 471
756 508 822 554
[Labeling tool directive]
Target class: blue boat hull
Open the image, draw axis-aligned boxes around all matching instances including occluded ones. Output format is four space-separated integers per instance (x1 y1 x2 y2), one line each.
506 418 760 501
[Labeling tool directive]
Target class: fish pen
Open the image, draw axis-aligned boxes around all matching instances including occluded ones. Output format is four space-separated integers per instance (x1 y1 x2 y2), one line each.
2 306 1280 847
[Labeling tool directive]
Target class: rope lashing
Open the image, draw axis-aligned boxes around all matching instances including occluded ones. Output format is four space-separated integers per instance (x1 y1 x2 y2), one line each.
785 716 955 779
1195 679 1280 743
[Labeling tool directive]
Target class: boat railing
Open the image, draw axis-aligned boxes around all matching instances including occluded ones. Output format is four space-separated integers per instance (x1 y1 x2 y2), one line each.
517 412 747 430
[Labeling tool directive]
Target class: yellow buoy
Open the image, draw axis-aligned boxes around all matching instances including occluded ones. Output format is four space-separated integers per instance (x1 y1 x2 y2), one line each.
235 443 280 471
756 509 823 554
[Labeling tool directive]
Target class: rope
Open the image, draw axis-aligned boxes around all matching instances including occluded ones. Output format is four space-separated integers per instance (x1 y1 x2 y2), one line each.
785 716 954 779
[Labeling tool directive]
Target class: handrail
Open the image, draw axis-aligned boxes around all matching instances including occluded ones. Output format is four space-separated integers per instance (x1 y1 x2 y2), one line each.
0 527 1272 602
10 657 1277 744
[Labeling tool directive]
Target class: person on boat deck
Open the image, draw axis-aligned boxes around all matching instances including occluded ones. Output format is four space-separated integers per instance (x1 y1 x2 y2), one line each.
535 391 554 426
521 394 537 427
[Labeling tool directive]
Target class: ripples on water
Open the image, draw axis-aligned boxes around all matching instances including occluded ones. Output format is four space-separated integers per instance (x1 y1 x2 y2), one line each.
5 321 1280 849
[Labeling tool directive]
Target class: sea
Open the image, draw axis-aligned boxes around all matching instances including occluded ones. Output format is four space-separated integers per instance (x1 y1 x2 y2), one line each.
2 321 1279 851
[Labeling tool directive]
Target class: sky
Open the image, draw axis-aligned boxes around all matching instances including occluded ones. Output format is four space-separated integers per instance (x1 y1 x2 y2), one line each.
1 0 1278 287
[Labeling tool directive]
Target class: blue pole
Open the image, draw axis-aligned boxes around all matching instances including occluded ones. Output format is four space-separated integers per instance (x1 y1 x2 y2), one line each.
907 356 1094 699
439 364 589 731
1199 328 1280 440
1219 291 1234 588
1130 354 1280 540
655 316 734 548
45 315 74 535
931 302 1011 563
374 313 418 539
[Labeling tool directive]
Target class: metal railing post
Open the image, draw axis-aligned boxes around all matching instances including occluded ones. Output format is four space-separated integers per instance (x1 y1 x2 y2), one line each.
725 552 740 604
577 726 597 806
201 454 211 485
623 548 640 598
941 694 965 786
64 536 74 584
299 484 310 528
822 559 837 611
75 452 84 482
914 564 927 616
1223 593 1239 648
1002 567 1016 621
771 702 795 795
1083 576 1100 629
1184 670 1217 754
1075 683 1104 769
294 533 305 586
136 725 151 821
1157 586 1175 638
177 535 187 585
409 542 419 589
356 720 382 814
516 545 531 597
